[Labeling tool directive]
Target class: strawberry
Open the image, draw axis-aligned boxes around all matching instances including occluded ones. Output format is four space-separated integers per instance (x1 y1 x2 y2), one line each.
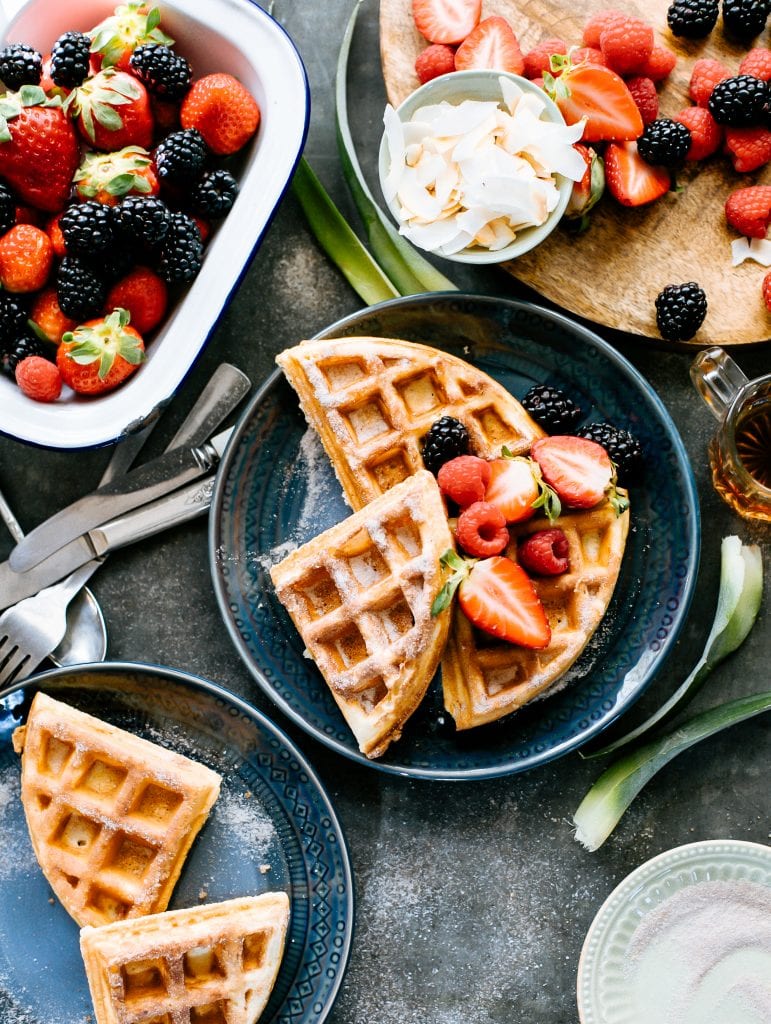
582 9 627 48
518 528 570 576
433 552 551 649
564 143 605 226
415 43 456 83
106 266 168 335
0 224 53 292
411 0 481 45
640 46 677 83
89 2 174 71
604 140 670 207
46 212 67 257
762 270 771 311
40 52 100 99
455 502 509 557
689 59 732 108
73 146 159 204
29 287 77 343
454 17 524 75
530 436 628 513
15 355 62 403
68 68 153 150
57 308 145 395
180 73 260 156
546 58 643 142
437 455 491 507
739 47 771 81
626 76 658 126
522 38 567 80
724 127 771 173
725 185 771 238
13 205 41 226
0 86 79 212
599 17 654 76
485 454 559 524
673 107 722 161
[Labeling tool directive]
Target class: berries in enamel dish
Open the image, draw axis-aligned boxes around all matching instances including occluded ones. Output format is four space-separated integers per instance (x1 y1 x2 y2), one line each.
60 201 115 258
721 0 770 41
637 118 692 168
154 127 207 185
654 282 708 341
179 72 261 155
0 43 42 90
15 355 61 402
49 31 91 87
576 423 644 482
0 184 17 235
0 292 29 344
421 416 471 474
114 194 171 248
521 384 582 433
0 331 46 378
129 44 192 100
518 528 570 576
456 501 510 558
56 255 107 320
190 169 239 217
155 211 203 283
667 0 719 37
708 75 768 126
0 224 53 292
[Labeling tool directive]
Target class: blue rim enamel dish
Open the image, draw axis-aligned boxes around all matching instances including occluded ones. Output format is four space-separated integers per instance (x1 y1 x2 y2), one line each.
0 0 309 450
210 294 701 780
0 662 354 1024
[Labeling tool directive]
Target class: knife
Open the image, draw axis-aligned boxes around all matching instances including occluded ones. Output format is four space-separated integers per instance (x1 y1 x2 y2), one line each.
0 475 216 610
9 426 233 574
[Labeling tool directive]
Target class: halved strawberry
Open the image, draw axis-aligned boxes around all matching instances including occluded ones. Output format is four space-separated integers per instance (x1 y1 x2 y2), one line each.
530 436 628 513
546 58 643 142
604 140 670 207
412 0 481 45
485 456 539 523
454 16 524 74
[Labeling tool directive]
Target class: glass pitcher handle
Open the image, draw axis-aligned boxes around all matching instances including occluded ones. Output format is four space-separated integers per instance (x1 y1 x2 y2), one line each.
690 347 750 422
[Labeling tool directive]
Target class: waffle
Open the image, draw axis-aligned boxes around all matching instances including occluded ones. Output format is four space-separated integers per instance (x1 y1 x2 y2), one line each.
442 503 630 730
277 336 544 511
80 891 290 1024
13 693 222 927
270 470 454 758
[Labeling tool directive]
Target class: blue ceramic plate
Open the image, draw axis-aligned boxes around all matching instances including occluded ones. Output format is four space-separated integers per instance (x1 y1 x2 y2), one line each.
0 663 353 1024
210 294 700 780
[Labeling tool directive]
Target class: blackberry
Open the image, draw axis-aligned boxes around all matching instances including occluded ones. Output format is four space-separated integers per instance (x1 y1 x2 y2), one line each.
655 282 708 341
576 423 643 482
0 292 29 345
155 128 207 185
49 31 91 87
721 0 770 40
114 195 171 249
1 332 46 378
637 118 692 167
521 384 582 433
708 74 768 125
667 0 719 36
0 183 16 236
190 169 238 217
97 245 137 284
156 212 203 283
129 44 192 100
56 256 107 320
60 201 115 258
421 416 470 474
0 43 42 90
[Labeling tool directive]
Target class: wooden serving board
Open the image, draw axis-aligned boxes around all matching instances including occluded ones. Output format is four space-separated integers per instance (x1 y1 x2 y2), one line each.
380 0 771 345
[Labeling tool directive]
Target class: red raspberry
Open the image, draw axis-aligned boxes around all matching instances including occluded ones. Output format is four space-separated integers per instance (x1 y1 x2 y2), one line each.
689 58 732 107
522 37 567 79
626 76 658 125
572 46 607 66
582 9 626 47
15 356 62 403
641 46 677 82
762 271 771 312
674 107 723 161
739 48 771 81
725 127 771 173
725 185 771 239
518 528 570 576
415 43 456 84
456 502 509 558
599 17 653 75
437 455 491 508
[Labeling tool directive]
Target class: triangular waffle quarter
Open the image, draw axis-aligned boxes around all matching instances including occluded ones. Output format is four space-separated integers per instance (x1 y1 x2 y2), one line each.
13 693 222 927
80 891 290 1024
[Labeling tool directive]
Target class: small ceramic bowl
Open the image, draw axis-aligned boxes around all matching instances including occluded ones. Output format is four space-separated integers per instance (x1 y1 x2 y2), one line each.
0 0 309 450
378 69 574 266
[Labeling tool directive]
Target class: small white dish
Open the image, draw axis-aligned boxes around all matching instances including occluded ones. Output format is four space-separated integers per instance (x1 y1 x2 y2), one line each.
0 0 309 450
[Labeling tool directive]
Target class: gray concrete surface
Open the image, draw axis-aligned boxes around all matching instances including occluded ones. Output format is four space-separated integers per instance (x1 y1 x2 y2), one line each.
0 2 770 1021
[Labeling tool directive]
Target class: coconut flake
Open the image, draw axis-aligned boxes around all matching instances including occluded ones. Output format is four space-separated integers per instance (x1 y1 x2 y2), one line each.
731 236 771 266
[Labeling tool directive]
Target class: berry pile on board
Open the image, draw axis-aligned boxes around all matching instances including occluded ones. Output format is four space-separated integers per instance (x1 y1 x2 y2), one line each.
0 2 261 402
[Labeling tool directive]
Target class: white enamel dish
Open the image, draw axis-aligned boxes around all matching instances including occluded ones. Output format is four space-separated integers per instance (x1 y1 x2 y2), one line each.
0 0 309 449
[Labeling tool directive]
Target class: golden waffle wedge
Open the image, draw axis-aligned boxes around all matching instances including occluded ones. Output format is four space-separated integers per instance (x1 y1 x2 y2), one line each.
12 693 222 928
277 336 545 511
270 470 453 758
80 891 290 1024
442 504 630 730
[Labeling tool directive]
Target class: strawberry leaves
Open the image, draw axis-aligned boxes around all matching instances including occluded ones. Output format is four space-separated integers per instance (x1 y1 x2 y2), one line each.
66 68 142 142
432 549 472 615
62 307 145 380
89 2 173 67
0 86 62 143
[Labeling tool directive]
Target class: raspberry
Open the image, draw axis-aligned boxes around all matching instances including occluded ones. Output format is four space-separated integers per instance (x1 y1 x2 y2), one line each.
626 76 659 125
725 185 771 238
518 529 570 576
641 46 677 82
15 355 61 403
522 37 567 79
437 455 492 507
689 58 732 107
582 9 627 47
725 126 771 172
674 107 723 160
762 270 771 311
572 46 607 66
415 43 456 84
599 17 654 75
455 502 509 558
739 47 771 81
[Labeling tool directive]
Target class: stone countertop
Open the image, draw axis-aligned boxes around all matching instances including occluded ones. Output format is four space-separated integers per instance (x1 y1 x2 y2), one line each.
0 2 770 1022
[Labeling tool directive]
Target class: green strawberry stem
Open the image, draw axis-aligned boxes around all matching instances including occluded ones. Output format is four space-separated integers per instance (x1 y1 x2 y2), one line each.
432 549 474 615
62 308 144 380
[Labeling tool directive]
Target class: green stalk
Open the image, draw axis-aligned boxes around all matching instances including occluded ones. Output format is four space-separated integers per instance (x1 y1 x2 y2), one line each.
335 0 457 295
291 157 399 306
586 537 763 759
573 689 771 852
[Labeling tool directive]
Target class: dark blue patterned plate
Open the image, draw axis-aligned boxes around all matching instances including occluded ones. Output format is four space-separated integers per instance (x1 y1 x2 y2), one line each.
0 663 353 1024
210 294 700 779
